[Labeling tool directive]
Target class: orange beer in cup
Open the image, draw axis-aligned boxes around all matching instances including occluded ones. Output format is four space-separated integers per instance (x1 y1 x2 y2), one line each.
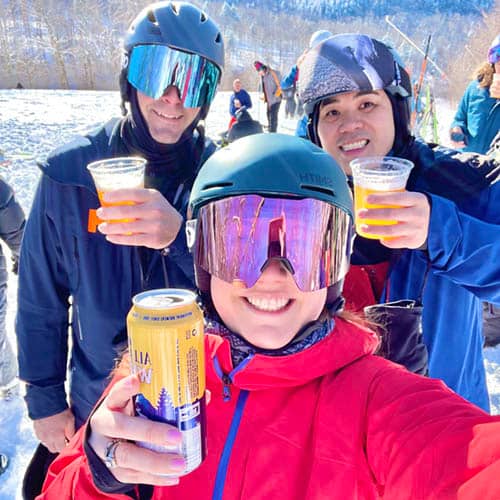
350 157 414 240
87 157 146 224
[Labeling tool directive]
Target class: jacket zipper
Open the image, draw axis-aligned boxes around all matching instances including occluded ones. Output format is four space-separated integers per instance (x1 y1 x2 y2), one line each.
221 373 232 401
136 181 184 291
211 354 254 498
212 389 250 500
212 354 254 403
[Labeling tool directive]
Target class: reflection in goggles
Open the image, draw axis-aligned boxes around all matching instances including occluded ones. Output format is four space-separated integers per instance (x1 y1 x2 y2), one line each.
128 44 221 108
189 195 352 291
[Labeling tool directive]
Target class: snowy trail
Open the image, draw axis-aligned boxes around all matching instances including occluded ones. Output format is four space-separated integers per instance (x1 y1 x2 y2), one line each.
0 89 498 499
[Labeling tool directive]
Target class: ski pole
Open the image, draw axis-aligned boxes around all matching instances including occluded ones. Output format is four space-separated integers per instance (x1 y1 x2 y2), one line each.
411 35 432 130
385 16 447 79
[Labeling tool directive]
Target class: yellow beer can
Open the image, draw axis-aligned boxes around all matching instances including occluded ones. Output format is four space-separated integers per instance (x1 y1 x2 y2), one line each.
127 288 206 474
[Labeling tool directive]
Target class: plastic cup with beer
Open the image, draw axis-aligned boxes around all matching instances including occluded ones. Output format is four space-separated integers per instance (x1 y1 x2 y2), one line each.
87 157 146 224
350 156 414 240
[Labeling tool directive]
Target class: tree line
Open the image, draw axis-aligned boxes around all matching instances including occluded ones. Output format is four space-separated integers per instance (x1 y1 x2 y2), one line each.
0 0 498 101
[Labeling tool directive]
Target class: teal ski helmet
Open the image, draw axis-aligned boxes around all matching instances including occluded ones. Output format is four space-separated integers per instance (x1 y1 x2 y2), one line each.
298 34 412 153
120 1 224 116
188 133 353 311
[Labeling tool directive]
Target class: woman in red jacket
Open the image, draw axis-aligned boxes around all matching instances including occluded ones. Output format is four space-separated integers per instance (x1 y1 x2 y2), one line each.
40 134 500 500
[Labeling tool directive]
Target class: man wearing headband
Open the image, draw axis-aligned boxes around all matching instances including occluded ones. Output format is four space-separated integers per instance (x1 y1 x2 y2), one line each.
298 34 500 412
15 2 224 495
450 33 500 154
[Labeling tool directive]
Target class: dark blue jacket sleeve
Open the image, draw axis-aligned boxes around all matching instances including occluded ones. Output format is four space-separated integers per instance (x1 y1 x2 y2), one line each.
16 174 72 420
239 90 252 110
0 177 25 257
281 65 298 89
425 187 500 303
230 90 252 117
229 94 236 117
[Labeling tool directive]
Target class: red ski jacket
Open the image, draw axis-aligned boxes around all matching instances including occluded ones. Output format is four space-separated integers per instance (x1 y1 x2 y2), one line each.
39 318 500 499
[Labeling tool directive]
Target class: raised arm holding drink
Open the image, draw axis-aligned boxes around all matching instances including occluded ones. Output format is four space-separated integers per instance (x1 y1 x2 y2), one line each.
350 156 414 240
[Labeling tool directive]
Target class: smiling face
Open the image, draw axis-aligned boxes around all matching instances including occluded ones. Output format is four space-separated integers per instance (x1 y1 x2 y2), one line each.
211 260 327 350
233 79 242 92
137 86 200 144
317 90 395 175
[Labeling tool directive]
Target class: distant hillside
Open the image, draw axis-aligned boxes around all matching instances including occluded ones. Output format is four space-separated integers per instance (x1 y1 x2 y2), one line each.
220 0 494 19
0 0 498 101
210 0 498 99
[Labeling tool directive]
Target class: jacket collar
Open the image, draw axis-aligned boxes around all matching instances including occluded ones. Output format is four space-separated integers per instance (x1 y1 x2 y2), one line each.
206 318 379 390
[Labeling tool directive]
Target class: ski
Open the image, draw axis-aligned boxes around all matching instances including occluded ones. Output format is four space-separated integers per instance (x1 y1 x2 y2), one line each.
385 16 447 79
411 35 432 131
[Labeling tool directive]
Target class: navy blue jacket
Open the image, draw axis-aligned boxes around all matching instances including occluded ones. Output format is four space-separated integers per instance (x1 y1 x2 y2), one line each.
0 178 25 287
16 118 215 427
229 89 252 118
385 140 500 411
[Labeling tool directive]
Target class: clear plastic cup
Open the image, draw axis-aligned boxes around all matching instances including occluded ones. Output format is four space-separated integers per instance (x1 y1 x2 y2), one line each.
87 157 146 223
350 156 414 240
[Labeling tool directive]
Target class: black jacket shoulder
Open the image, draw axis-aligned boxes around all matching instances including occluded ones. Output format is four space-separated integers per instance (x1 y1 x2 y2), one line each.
39 118 124 189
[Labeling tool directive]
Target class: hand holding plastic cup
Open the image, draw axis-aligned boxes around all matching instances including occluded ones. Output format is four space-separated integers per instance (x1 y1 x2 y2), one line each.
87 157 146 223
350 156 414 240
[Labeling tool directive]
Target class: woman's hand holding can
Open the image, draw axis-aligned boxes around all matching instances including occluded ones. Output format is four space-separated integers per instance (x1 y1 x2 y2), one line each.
88 374 186 486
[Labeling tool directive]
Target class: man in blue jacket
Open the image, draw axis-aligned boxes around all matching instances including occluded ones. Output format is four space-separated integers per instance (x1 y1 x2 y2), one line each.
229 78 252 120
298 34 500 412
16 2 224 495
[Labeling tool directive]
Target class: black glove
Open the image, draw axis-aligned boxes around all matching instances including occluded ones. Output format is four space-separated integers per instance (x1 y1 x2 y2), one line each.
11 256 18 275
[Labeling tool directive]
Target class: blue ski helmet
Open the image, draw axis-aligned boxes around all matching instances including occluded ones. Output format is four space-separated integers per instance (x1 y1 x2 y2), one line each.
119 1 224 116
298 34 412 154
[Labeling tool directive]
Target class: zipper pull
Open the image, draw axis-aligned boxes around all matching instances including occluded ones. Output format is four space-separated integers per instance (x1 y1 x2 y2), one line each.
222 374 232 402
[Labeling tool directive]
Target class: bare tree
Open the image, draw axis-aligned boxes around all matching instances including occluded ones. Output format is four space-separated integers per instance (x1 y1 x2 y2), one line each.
0 0 498 97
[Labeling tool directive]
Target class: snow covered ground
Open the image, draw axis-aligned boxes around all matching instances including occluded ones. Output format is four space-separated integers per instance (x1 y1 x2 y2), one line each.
0 89 499 498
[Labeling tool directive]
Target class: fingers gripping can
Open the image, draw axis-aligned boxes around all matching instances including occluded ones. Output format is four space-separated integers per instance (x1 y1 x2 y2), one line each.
127 289 206 474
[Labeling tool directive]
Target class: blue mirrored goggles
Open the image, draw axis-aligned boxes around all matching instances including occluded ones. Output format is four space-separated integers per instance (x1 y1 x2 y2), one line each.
127 44 221 108
488 45 500 64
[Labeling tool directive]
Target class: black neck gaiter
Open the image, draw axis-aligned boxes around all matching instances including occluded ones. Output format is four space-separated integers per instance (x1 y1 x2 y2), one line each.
120 90 203 202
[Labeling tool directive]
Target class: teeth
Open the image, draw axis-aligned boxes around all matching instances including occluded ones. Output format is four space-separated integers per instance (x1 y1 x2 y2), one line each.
341 140 367 151
246 297 290 311
156 110 181 120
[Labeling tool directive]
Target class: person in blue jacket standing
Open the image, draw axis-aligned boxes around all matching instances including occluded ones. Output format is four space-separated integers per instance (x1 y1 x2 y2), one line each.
0 177 25 401
450 34 500 154
298 34 500 412
15 2 224 498
228 78 252 123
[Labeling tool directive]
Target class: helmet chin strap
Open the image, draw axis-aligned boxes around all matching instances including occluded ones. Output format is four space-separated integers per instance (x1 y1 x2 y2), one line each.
385 91 413 156
326 280 346 316
307 104 322 147
119 66 130 116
